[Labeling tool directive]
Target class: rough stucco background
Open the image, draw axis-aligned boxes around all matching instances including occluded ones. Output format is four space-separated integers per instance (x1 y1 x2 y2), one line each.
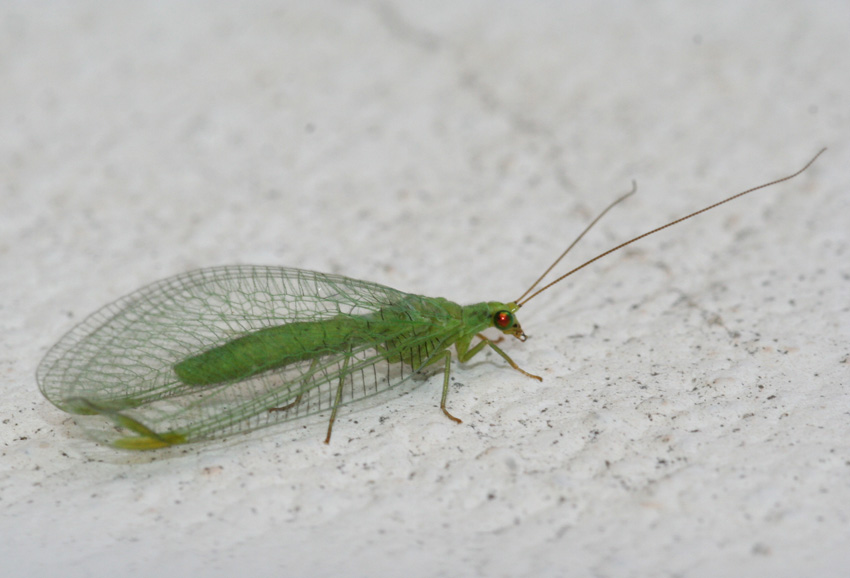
1 2 848 577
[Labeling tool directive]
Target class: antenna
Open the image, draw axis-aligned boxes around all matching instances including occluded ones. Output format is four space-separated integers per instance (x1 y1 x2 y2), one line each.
514 181 637 304
515 148 826 307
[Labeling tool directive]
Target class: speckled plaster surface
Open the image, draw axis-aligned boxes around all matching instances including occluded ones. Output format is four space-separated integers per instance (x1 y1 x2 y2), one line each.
1 2 848 577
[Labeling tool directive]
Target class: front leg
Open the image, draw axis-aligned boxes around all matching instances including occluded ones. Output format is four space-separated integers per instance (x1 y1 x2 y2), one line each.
457 334 543 381
422 335 543 428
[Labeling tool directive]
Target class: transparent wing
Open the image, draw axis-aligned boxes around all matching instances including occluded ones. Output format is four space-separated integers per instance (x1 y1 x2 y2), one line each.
37 266 458 447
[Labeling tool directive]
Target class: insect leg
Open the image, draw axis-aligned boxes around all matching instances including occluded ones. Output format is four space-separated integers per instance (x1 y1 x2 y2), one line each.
268 393 303 414
436 350 462 424
268 359 319 414
479 333 504 345
67 398 186 449
324 353 350 444
460 335 543 381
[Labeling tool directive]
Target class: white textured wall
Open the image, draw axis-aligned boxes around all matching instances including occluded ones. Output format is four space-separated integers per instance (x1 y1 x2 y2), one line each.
2 2 848 577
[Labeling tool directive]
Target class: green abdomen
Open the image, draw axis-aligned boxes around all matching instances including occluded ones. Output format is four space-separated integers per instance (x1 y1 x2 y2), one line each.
173 316 363 385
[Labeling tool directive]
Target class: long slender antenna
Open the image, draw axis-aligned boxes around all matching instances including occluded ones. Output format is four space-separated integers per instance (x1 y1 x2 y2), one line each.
515 148 826 307
514 181 637 304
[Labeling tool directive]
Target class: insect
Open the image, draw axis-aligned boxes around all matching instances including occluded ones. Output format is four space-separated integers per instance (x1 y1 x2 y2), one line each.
36 149 824 449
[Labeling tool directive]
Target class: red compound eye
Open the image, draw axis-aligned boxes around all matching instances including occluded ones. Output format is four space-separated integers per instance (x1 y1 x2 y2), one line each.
494 311 512 328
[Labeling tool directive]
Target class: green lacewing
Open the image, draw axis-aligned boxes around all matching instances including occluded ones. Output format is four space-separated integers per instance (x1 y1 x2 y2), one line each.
36 150 824 449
